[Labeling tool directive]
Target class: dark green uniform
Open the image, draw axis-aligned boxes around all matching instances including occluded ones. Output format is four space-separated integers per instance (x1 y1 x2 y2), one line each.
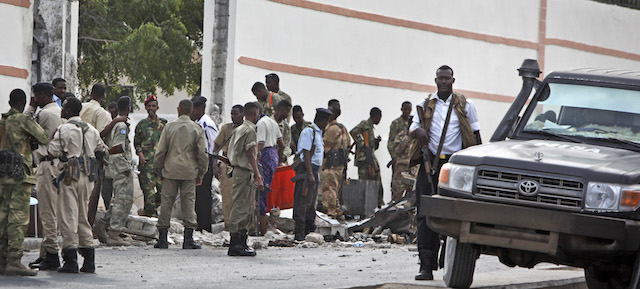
134 117 167 216
0 109 48 263
350 119 383 206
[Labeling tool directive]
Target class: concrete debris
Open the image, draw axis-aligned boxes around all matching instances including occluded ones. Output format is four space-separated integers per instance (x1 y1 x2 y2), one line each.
305 233 325 245
251 240 270 250
297 242 319 248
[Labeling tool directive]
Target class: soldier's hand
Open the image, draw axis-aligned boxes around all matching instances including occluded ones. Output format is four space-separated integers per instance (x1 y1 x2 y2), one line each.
211 163 221 179
255 175 264 191
138 153 146 166
114 115 129 123
196 178 203 186
412 128 428 146
306 173 316 187
376 135 382 143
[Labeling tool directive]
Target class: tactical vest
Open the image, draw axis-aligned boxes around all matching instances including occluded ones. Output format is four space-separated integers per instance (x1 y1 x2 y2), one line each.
422 92 477 150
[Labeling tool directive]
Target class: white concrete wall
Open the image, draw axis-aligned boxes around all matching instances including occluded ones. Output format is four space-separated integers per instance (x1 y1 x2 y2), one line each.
216 0 640 203
0 3 33 113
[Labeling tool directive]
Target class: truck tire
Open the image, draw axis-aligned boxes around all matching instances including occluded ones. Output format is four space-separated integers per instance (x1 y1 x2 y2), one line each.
584 267 627 289
443 237 479 289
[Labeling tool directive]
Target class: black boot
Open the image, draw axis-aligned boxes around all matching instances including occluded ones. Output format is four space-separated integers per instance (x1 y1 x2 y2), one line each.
294 222 306 241
415 249 434 280
154 229 168 249
58 249 79 273
28 257 43 269
37 252 60 271
227 232 256 257
182 228 201 249
78 248 95 273
240 230 256 255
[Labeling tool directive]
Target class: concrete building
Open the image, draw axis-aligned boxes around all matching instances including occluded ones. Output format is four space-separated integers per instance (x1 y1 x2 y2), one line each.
200 0 640 203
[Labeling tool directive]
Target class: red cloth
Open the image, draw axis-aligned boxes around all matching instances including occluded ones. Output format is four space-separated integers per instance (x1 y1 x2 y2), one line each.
144 95 157 105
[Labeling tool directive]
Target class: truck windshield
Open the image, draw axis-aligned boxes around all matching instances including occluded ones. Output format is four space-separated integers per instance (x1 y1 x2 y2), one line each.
523 83 640 145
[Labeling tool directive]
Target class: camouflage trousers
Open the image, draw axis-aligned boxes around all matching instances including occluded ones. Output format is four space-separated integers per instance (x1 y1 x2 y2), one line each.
0 182 31 260
391 164 414 202
138 163 161 217
321 166 344 218
357 158 384 207
102 172 134 232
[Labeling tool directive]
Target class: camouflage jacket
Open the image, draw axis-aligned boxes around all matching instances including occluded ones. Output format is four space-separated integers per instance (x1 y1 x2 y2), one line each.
134 116 167 163
387 116 410 159
275 90 292 122
275 117 292 159
258 92 283 118
106 121 132 178
0 108 49 184
349 119 379 165
392 129 411 167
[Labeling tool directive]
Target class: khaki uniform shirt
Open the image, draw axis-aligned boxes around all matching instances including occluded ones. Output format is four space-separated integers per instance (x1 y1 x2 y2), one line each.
275 117 292 159
48 116 108 163
80 99 111 132
0 108 49 184
154 115 208 180
31 103 63 161
213 123 238 155
105 121 132 178
228 120 257 171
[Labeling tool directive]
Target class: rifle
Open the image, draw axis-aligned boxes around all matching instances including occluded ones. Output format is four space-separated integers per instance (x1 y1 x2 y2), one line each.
361 130 376 176
216 155 230 166
416 105 436 193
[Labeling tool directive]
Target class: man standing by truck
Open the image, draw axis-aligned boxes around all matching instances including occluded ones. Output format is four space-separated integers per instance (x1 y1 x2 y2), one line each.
409 65 482 281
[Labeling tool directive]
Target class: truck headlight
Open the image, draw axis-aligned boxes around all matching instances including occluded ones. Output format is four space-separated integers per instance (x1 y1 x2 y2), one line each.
439 163 475 193
585 183 640 212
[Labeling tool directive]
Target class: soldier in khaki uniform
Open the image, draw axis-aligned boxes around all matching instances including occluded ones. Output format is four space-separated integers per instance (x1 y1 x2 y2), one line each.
134 95 167 217
227 102 263 256
252 82 282 118
273 100 292 164
25 83 64 271
95 96 134 246
266 73 292 122
388 101 413 202
350 108 384 207
48 97 108 273
0 89 49 276
212 105 244 230
153 100 208 250
321 106 351 221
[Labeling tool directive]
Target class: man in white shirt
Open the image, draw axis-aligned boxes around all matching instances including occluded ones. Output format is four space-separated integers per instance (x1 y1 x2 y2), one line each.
409 65 482 281
256 107 284 235
190 96 219 232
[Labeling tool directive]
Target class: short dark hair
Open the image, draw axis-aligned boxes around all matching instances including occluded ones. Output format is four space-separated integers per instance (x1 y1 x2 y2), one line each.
64 92 75 99
9 89 27 106
292 105 303 114
179 99 193 115
328 99 339 107
251 82 266 92
117 96 131 111
64 97 83 115
329 106 341 118
437 65 454 76
276 100 292 110
402 101 411 107
265 73 279 82
107 101 117 110
32 82 54 95
232 104 244 113
370 107 382 118
52 78 66 87
91 83 106 97
244 101 260 112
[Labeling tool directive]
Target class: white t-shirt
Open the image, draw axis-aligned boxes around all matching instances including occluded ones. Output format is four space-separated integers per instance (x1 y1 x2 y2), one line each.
409 92 481 155
257 116 282 147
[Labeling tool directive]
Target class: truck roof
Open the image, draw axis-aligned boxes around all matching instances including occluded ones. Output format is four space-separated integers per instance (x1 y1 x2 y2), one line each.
546 69 640 88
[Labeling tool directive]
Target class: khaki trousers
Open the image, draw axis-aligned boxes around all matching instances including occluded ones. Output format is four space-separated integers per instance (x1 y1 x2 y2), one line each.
228 167 253 234
57 173 94 249
35 161 59 256
219 162 233 229
157 179 197 230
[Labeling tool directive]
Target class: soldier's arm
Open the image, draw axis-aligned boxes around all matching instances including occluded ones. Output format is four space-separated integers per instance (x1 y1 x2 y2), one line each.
110 124 131 174
134 122 143 154
154 128 168 177
196 129 209 181
349 122 364 148
99 114 126 138
387 123 398 158
47 126 65 159
277 137 285 162
24 116 49 147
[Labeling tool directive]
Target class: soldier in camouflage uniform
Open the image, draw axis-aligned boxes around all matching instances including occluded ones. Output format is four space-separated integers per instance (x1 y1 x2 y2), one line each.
321 106 351 221
273 100 292 163
252 82 282 118
388 101 413 202
350 108 384 207
390 128 416 202
266 73 293 122
134 95 167 217
0 89 49 276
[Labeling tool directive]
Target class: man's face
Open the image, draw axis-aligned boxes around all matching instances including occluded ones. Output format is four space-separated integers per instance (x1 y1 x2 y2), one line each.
401 103 412 118
293 111 304 124
435 69 455 96
372 114 382 125
252 89 268 101
53 81 67 97
34 91 50 108
61 101 71 119
108 106 118 119
231 108 244 125
275 107 289 121
318 118 329 131
145 100 159 116
265 78 277 92
329 102 340 111
190 104 204 120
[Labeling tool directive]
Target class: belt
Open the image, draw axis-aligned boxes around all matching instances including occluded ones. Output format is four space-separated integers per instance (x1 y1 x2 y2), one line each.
438 154 451 160
39 156 57 162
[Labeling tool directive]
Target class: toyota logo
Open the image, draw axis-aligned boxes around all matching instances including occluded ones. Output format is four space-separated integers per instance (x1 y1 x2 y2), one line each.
518 180 540 196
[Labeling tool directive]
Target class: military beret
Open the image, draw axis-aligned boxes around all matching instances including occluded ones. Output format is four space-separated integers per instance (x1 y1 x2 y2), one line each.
144 95 157 105
316 108 333 116
191 96 207 106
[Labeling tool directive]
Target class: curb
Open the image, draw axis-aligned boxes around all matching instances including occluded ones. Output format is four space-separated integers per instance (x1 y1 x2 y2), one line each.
344 277 586 289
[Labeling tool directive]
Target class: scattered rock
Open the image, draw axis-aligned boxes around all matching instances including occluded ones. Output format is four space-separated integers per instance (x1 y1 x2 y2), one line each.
305 233 325 245
297 242 319 248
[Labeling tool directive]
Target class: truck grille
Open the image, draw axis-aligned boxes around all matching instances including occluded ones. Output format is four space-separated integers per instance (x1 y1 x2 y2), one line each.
475 169 584 209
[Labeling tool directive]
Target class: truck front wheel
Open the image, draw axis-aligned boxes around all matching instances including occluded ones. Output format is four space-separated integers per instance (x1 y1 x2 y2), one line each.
443 237 480 289
584 267 627 289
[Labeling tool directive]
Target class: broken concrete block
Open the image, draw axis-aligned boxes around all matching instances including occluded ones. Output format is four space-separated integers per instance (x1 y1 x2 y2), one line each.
123 216 158 238
298 242 319 248
305 232 325 245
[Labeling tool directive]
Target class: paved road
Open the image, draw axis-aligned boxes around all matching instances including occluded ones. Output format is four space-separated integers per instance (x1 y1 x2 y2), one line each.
1 244 584 288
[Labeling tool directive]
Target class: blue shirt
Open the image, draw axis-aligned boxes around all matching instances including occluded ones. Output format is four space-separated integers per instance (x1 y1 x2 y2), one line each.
297 123 324 167
52 95 62 107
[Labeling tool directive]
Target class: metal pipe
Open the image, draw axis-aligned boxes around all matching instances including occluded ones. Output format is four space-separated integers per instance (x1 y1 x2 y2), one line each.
490 59 542 142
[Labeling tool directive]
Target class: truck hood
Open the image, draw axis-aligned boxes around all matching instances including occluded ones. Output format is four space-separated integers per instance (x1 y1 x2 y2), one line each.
451 140 640 184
